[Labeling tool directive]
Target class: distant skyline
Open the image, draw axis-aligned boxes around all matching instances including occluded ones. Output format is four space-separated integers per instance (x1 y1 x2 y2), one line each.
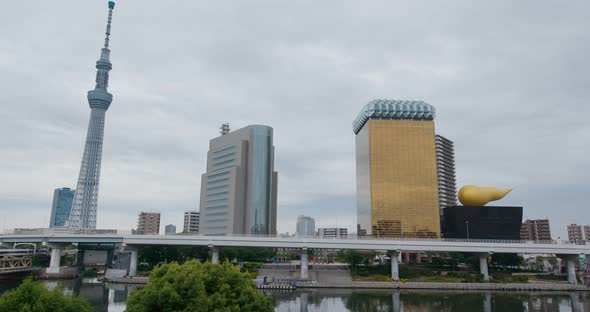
0 1 588 238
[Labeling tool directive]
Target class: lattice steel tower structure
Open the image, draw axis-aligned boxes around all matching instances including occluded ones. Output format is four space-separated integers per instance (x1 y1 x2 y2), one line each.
67 1 116 229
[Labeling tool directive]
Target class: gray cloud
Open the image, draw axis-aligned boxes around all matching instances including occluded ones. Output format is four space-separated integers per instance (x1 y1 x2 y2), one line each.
1 0 588 238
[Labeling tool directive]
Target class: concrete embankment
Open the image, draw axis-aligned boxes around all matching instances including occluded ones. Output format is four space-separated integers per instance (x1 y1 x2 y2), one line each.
257 264 589 291
298 281 590 291
103 276 149 284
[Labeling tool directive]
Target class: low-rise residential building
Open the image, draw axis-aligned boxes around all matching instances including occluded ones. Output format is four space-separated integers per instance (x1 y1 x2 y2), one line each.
318 228 348 239
137 212 160 235
568 224 585 242
183 211 199 234
520 219 551 241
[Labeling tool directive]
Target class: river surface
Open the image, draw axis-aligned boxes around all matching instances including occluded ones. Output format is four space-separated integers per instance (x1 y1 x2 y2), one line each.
1 279 589 311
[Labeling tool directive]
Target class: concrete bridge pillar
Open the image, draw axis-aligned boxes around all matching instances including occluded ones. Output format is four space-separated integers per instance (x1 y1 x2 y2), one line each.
566 255 578 285
390 250 400 282
210 247 219 264
300 248 309 280
46 247 62 274
128 248 138 277
478 253 490 282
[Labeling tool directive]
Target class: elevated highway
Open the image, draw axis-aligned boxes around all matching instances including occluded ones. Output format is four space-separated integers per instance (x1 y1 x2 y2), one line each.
1 229 588 284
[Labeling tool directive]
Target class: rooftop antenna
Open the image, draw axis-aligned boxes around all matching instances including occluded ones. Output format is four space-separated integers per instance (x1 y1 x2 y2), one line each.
220 123 230 135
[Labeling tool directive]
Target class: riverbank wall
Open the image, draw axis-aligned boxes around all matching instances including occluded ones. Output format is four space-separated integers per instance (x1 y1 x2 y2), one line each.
297 281 590 291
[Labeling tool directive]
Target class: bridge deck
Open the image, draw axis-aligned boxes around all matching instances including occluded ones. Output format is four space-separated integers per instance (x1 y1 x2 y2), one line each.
1 233 588 255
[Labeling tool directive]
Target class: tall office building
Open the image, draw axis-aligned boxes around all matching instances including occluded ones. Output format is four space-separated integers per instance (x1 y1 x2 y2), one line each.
296 215 316 237
198 125 278 235
49 188 75 228
354 100 440 238
584 226 590 241
165 224 177 235
67 1 117 229
137 212 160 235
183 211 200 233
520 219 552 241
318 228 347 239
567 224 584 242
435 135 457 214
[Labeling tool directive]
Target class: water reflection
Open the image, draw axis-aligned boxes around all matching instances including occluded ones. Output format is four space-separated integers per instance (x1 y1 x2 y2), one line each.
272 289 590 312
2 279 588 312
42 279 142 312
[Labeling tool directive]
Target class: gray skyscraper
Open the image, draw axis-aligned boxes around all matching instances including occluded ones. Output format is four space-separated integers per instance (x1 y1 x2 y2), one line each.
296 215 316 237
67 2 116 229
49 188 75 228
435 135 457 214
198 125 278 235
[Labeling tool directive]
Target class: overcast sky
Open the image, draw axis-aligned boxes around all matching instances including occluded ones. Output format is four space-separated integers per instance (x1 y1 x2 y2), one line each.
1 1 588 238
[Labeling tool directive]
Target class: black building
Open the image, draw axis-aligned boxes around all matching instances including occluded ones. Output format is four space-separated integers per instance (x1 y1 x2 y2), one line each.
442 206 523 240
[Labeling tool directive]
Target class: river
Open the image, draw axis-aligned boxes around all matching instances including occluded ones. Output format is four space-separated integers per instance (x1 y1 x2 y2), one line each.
1 279 589 311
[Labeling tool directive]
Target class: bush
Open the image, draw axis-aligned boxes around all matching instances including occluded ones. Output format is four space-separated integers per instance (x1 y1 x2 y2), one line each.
0 278 91 312
126 260 273 312
241 261 264 272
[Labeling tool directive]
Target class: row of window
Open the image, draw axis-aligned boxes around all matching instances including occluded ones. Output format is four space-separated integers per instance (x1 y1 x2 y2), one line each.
213 146 235 155
206 212 227 217
207 198 227 204
207 184 228 192
213 152 235 161
213 159 234 167
206 225 227 230
207 178 229 185
206 204 228 210
207 191 228 198
207 218 227 223
207 171 229 179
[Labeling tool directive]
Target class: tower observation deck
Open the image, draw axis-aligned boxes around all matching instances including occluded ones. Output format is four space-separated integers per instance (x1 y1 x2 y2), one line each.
66 1 116 229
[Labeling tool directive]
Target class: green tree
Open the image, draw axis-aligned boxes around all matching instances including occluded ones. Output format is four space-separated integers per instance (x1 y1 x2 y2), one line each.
491 253 523 269
0 278 91 312
126 260 273 312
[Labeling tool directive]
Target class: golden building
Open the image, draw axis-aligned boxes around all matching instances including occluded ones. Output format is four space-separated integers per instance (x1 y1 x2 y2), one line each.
354 100 440 238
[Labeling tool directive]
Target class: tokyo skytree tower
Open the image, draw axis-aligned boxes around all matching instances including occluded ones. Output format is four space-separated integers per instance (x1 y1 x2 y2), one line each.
67 1 116 229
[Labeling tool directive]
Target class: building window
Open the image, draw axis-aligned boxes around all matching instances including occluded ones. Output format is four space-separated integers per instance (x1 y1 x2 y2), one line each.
213 152 235 161
207 205 228 210
206 219 227 223
207 185 228 192
213 159 234 167
207 178 229 185
206 226 227 230
207 171 229 179
207 198 228 204
207 191 229 198
206 212 228 217
213 146 236 154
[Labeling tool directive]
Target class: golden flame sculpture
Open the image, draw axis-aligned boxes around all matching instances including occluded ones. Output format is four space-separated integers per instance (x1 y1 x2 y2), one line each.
458 185 512 206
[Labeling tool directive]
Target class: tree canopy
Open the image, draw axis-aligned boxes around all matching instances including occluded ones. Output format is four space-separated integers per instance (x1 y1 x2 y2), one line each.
0 278 91 312
126 260 273 312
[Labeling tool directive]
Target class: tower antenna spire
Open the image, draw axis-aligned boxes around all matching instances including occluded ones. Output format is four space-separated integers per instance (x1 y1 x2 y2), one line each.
104 1 115 49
